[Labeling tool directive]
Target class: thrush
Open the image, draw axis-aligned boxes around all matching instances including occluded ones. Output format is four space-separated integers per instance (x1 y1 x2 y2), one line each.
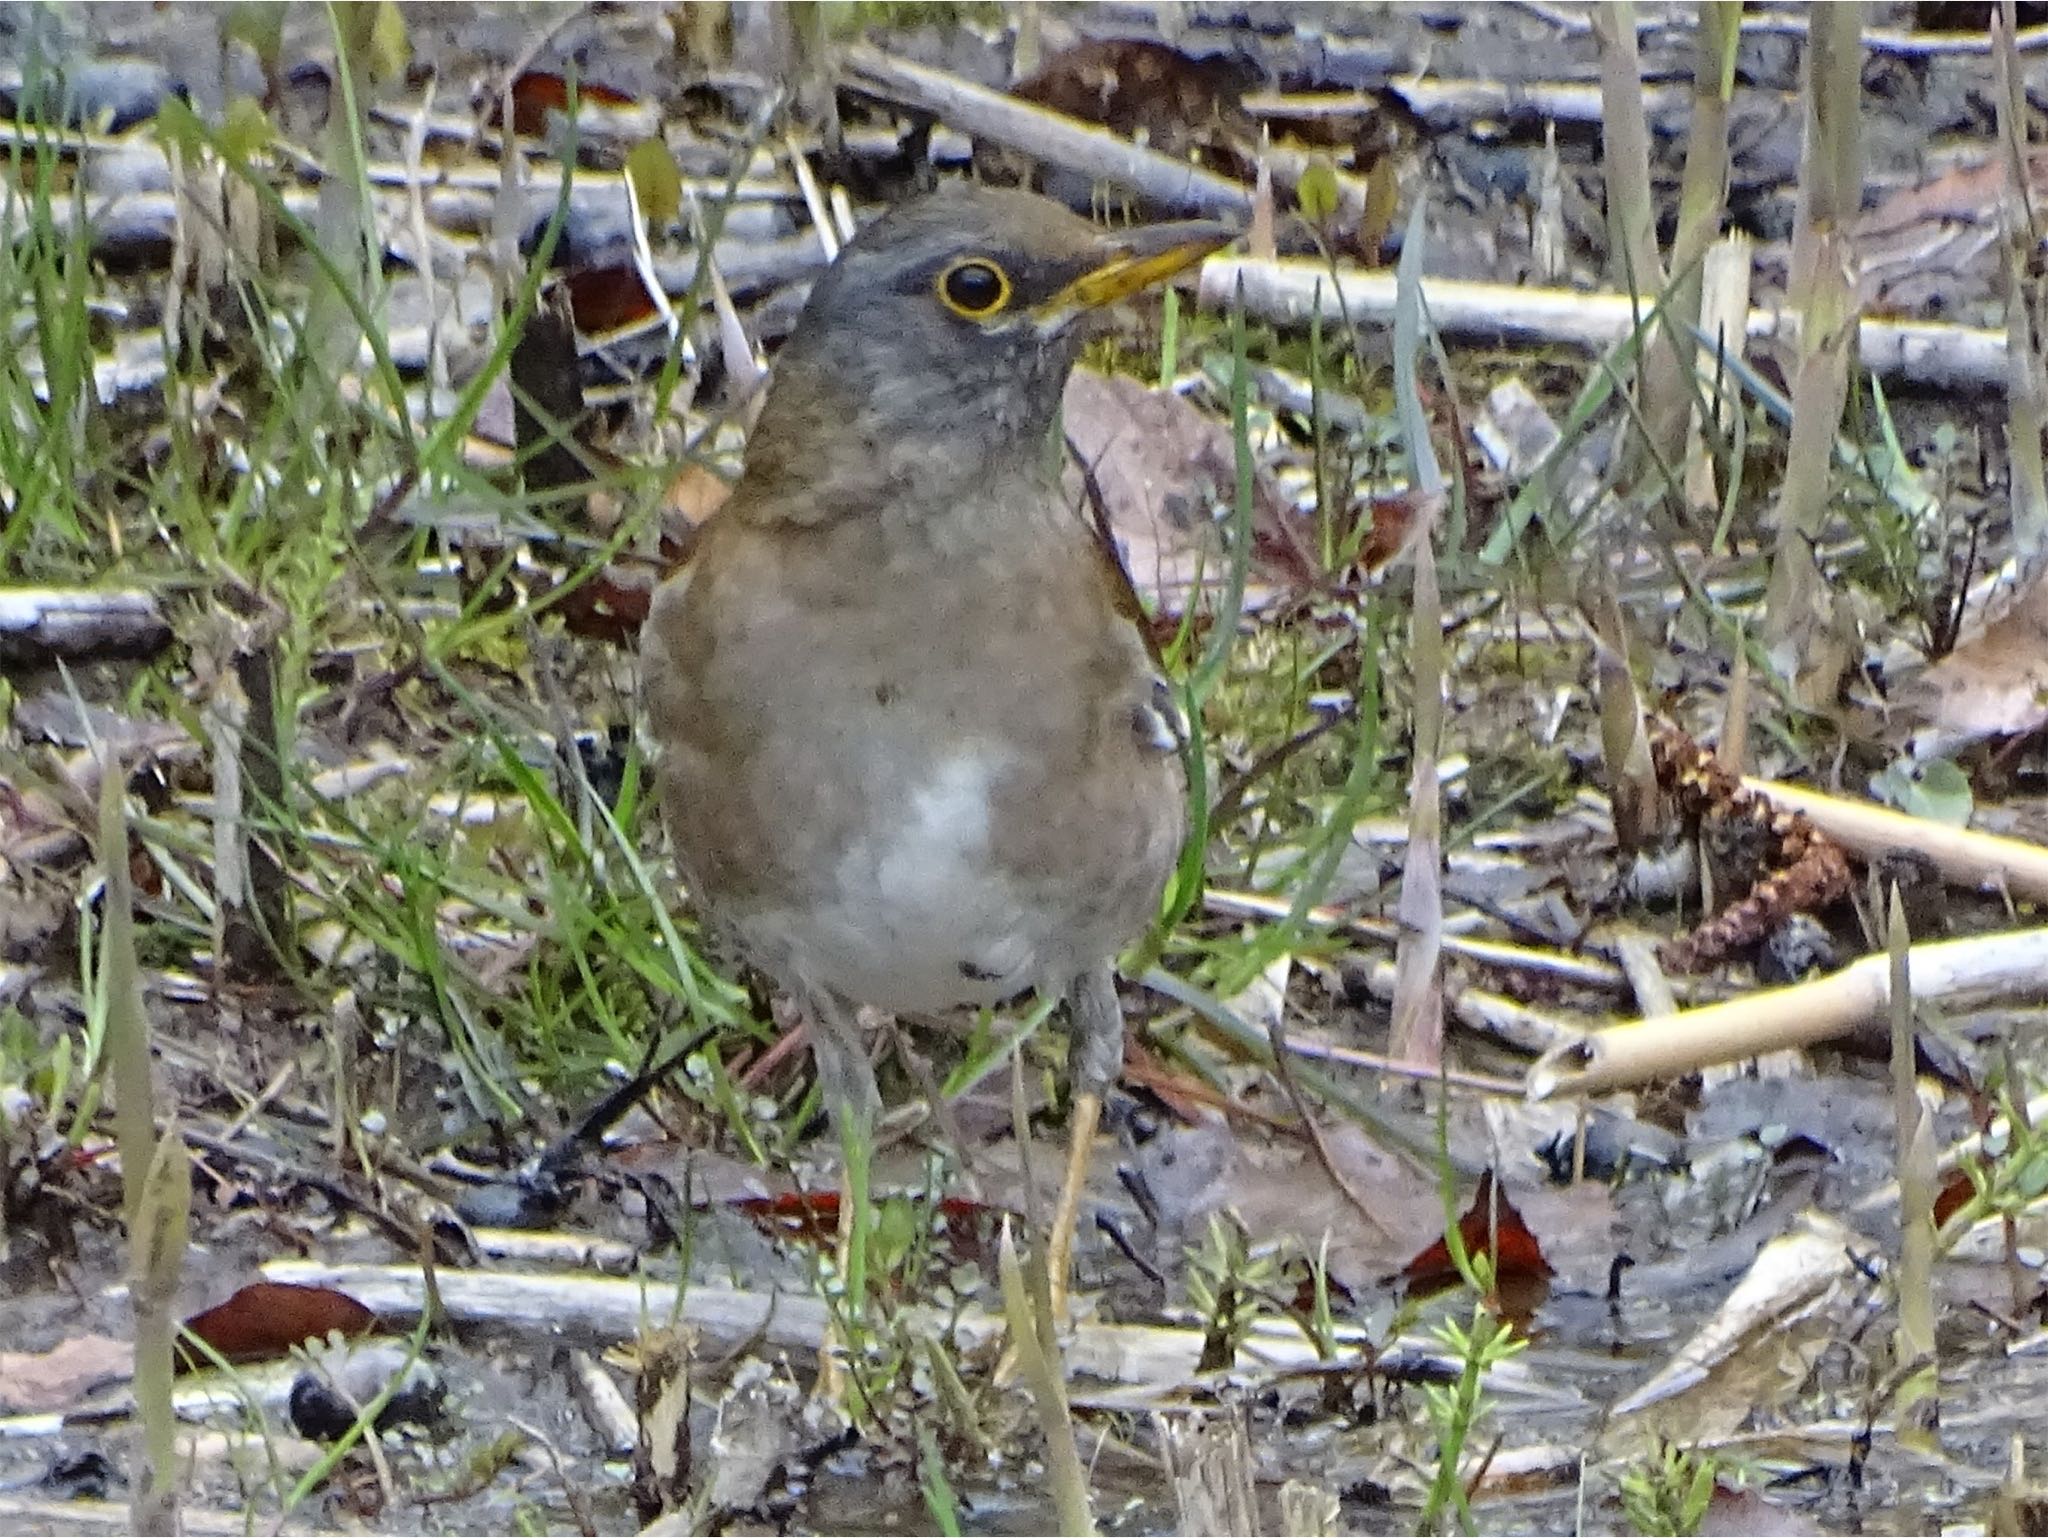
642 183 1233 1326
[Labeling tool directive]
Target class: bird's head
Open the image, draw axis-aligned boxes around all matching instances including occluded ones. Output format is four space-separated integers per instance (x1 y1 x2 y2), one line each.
740 184 1235 514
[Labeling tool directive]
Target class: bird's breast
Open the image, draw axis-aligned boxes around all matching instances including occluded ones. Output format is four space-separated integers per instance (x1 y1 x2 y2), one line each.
649 511 1181 1013
795 745 1045 1010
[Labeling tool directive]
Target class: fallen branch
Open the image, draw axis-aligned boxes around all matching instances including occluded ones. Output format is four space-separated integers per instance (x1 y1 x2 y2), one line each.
1509 0 2048 54
839 44 1247 216
1205 887 1631 989
1385 74 1693 132
37 181 822 299
0 1496 314 1537
256 1260 1566 1406
840 44 1298 223
1196 256 2009 393
1526 928 2048 1097
0 588 171 665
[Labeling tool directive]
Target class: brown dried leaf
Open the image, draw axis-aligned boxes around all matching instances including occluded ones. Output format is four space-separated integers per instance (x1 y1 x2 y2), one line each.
1011 39 1257 159
181 1281 376 1368
1400 1169 1554 1322
0 1334 135 1413
492 71 641 138
1698 1483 1829 1536
1226 1124 1443 1283
561 265 662 334
1061 368 1311 615
665 461 734 533
1902 568 2048 748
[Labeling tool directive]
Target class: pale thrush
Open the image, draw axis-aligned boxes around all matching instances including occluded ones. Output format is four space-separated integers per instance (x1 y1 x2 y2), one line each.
642 182 1233 1316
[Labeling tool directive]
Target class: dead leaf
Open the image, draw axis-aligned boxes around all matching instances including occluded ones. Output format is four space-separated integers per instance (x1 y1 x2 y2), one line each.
1011 39 1258 161
1933 1165 1976 1228
1698 1482 1828 1536
561 265 663 334
665 461 734 535
1606 1210 1876 1451
633 1327 694 1525
509 301 598 505
0 1334 134 1413
1901 568 2048 751
1061 368 1311 615
554 566 659 646
492 72 641 138
181 1281 377 1368
1227 1124 1443 1286
1401 1169 1555 1319
1352 488 1439 577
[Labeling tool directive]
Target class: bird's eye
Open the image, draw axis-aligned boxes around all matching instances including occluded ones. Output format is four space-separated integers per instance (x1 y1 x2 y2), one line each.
936 258 1011 318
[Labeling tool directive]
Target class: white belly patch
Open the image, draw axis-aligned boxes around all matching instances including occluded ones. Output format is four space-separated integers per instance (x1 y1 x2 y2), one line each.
738 751 1038 1013
874 754 997 901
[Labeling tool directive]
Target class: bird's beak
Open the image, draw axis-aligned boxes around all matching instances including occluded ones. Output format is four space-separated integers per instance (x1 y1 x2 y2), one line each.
1034 220 1239 319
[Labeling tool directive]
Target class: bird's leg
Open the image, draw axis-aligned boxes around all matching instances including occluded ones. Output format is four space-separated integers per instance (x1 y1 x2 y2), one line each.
805 991 880 1400
1048 963 1124 1317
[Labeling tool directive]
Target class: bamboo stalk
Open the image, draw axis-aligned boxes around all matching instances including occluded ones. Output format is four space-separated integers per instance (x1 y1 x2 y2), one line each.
1663 3 1741 491
1888 887 1939 1452
1527 929 2048 1098
1995 3 2048 568
1762 3 1863 679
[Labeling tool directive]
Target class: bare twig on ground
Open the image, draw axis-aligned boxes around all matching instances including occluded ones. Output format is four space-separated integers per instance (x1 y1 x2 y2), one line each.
255 1260 1564 1407
840 45 1248 219
839 43 1357 226
1196 258 2012 393
0 588 172 664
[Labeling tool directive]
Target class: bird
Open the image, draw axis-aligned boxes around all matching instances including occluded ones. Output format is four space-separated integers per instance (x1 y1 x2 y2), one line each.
641 182 1234 1340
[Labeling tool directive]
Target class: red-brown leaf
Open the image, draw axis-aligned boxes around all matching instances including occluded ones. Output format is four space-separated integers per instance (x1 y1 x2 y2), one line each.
180 1281 376 1369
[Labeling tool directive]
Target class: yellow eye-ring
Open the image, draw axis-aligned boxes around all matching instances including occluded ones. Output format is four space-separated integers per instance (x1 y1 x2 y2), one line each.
936 257 1011 318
